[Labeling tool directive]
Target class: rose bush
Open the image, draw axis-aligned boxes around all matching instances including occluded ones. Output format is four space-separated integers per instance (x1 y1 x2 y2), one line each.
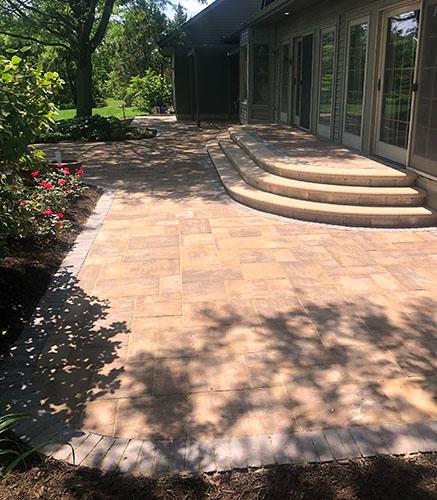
0 50 88 256
18 161 86 240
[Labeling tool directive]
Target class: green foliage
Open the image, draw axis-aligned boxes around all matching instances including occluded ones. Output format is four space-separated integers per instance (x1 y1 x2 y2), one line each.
0 49 61 169
125 69 172 113
39 114 156 142
0 50 62 256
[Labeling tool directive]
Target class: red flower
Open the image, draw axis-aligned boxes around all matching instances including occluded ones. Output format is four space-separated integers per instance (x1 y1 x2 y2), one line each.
45 182 53 189
55 221 62 227
63 168 70 174
57 162 63 167
57 179 66 186
50 167 54 170
66 187 71 193
31 170 40 177
77 169 84 175
43 209 53 216
56 212 63 219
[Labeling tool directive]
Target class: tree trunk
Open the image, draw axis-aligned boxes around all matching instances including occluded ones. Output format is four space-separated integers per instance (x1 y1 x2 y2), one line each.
76 45 93 117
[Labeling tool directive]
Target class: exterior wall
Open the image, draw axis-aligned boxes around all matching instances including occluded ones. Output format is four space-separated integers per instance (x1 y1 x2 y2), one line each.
173 50 194 120
242 0 418 142
174 47 238 121
240 0 437 194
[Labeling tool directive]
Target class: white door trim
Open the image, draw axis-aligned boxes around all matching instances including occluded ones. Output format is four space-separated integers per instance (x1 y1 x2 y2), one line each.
374 1 421 165
342 15 370 150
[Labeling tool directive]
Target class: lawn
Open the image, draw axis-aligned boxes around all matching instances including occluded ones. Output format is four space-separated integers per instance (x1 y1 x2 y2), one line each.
55 98 143 121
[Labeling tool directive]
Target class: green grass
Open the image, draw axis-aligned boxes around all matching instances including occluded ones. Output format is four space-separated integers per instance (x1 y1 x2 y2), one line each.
55 98 143 121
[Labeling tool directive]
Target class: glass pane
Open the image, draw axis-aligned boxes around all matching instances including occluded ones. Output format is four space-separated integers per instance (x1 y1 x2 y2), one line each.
295 40 302 116
319 30 335 126
345 22 368 136
380 10 419 148
281 44 290 114
411 0 437 175
253 44 269 105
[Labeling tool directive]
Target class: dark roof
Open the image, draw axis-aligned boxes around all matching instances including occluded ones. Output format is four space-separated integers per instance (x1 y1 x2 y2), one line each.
162 0 261 47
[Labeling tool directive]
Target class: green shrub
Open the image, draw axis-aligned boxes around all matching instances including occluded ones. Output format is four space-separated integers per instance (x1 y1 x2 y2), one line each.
0 49 62 257
125 69 172 113
39 115 125 142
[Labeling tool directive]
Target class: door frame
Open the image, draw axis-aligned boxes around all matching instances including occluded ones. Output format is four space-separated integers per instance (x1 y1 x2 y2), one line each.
373 1 421 165
279 39 292 123
342 15 370 150
317 25 337 139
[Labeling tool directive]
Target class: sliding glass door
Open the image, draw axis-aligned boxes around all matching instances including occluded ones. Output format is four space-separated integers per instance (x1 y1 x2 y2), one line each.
343 17 369 150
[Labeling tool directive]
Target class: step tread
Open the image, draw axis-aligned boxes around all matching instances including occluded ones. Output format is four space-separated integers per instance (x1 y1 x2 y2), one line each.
207 142 436 227
218 136 425 204
229 127 417 187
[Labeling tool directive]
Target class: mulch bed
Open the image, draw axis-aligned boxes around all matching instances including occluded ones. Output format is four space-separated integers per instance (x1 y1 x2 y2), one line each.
0 453 436 499
0 185 102 360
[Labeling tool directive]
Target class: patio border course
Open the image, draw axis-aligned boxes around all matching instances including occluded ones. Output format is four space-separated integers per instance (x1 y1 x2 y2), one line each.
2 176 437 475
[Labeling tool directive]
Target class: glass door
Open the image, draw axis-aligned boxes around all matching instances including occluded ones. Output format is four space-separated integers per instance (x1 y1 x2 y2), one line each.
375 4 420 165
343 17 369 150
317 27 336 138
292 35 313 129
280 42 291 123
293 37 303 126
410 0 437 177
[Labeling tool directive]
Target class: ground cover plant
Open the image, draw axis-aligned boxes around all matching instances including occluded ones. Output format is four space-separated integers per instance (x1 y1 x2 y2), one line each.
38 115 157 143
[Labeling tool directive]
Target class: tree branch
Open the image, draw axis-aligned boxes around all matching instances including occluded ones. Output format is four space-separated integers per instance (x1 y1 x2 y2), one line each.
0 29 71 50
90 0 115 50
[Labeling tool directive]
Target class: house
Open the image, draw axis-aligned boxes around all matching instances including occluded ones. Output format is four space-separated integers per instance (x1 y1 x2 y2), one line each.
162 0 260 123
165 0 437 225
236 0 437 212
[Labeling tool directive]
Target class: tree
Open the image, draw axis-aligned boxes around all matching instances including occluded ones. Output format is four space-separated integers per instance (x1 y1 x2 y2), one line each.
0 0 206 116
0 0 117 117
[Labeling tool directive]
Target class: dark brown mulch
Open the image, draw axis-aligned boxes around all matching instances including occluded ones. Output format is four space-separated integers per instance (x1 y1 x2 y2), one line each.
0 453 436 499
0 185 102 360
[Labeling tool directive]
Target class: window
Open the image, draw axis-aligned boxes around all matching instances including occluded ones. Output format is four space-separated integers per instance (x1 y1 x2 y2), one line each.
318 29 335 127
253 43 270 105
344 21 369 136
240 45 248 101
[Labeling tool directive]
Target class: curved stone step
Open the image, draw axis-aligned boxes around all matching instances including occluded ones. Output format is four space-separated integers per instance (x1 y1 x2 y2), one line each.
218 136 426 207
207 142 437 228
229 127 417 187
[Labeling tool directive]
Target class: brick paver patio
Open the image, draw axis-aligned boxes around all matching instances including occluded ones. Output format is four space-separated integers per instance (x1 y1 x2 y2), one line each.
3 117 436 472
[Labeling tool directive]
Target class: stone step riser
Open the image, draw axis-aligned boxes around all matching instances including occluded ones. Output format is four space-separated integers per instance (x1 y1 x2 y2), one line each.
229 129 417 188
207 143 437 228
218 138 425 208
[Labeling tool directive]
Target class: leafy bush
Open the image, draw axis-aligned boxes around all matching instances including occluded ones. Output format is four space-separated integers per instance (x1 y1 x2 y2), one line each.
125 69 172 113
18 162 86 241
0 49 62 257
38 115 157 143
